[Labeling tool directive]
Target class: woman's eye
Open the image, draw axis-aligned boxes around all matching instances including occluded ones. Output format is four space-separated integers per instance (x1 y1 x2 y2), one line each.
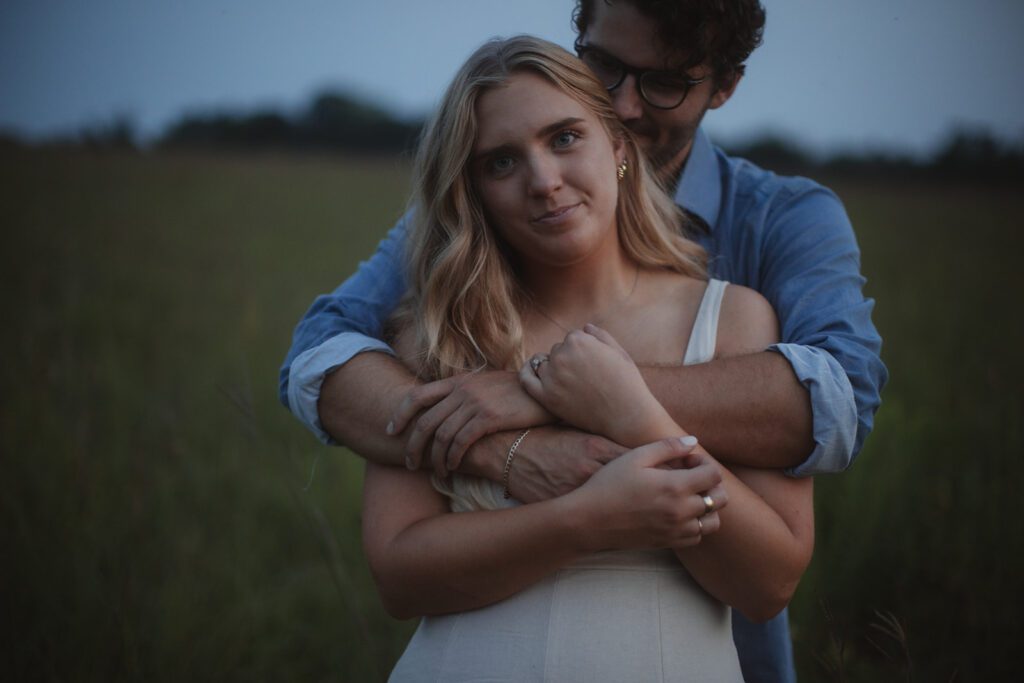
553 130 580 148
490 156 514 173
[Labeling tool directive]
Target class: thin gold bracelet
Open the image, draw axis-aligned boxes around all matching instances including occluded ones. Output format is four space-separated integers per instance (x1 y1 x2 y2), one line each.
502 429 531 499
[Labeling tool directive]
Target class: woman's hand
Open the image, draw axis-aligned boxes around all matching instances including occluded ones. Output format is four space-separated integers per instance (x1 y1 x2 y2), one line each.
568 436 728 551
520 323 673 446
388 370 555 477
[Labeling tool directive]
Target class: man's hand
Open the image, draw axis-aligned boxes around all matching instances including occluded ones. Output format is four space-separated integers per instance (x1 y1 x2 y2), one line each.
461 425 627 503
388 370 556 477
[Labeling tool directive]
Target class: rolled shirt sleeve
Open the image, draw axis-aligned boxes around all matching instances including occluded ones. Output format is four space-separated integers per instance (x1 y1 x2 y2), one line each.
278 211 411 440
287 333 396 444
757 183 887 474
769 343 856 476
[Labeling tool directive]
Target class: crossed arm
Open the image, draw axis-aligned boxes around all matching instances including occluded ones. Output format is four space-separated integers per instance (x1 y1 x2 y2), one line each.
316 340 810 503
363 307 813 623
362 437 720 620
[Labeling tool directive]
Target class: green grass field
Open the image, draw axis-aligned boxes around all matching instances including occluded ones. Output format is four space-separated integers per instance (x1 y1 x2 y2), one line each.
2 147 1021 681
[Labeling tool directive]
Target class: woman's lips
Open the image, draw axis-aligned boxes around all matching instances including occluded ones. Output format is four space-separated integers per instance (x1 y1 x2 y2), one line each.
531 203 580 225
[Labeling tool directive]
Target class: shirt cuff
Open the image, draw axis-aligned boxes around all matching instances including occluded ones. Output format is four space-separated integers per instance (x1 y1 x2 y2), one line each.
287 332 396 445
769 343 858 477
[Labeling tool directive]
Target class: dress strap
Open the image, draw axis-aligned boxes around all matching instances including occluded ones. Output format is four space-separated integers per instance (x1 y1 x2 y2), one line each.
682 279 728 366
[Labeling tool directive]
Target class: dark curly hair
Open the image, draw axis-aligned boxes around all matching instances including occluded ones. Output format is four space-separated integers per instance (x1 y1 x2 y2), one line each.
572 0 765 88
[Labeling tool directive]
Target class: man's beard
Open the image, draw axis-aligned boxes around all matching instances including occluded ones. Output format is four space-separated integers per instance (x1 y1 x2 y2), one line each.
648 136 689 182
628 124 689 186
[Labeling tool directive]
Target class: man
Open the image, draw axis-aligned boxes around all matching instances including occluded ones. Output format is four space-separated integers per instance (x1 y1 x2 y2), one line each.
280 1 886 681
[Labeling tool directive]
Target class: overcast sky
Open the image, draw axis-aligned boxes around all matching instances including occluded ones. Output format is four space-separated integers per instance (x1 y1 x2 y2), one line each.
2 0 1022 157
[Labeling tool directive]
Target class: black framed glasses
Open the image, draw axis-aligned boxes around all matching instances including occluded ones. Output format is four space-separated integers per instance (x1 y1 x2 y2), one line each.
576 44 707 110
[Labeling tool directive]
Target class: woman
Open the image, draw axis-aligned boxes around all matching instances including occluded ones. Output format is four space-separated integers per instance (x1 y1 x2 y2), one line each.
362 36 813 681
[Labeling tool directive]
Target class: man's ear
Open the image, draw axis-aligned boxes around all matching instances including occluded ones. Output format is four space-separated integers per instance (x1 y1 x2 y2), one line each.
709 72 742 110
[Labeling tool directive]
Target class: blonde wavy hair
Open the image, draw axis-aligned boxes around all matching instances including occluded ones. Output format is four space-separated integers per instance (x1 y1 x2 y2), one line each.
398 35 707 381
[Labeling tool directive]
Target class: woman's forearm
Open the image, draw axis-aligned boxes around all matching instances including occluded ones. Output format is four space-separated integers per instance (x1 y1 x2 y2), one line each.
363 466 592 619
676 466 814 622
623 413 814 623
375 502 588 618
363 437 715 620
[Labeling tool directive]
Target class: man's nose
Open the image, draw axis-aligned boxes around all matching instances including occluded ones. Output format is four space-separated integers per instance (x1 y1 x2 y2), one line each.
610 74 644 122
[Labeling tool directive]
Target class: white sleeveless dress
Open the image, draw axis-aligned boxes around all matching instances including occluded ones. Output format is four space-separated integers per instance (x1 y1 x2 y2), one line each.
389 280 742 682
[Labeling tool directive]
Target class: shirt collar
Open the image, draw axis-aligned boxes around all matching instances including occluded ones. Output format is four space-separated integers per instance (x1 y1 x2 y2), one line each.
673 128 722 232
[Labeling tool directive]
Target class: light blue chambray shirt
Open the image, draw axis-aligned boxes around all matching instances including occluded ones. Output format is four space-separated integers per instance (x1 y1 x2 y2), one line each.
279 128 887 683
280 128 885 474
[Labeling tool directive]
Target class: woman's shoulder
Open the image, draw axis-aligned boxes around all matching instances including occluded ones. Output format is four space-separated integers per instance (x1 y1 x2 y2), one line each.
618 269 706 364
714 282 780 358
643 268 708 305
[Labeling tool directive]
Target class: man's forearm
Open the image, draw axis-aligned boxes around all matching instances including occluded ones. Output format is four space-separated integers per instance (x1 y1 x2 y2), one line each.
459 431 509 483
317 354 621 490
641 351 814 469
460 427 625 503
317 352 421 467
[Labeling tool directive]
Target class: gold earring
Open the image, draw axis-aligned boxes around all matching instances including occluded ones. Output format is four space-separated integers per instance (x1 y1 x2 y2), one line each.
617 159 628 180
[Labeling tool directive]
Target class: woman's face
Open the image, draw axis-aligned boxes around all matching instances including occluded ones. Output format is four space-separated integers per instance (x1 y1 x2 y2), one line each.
471 71 624 269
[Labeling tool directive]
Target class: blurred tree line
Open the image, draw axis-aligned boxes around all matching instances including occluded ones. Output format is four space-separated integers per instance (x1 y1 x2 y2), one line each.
159 91 421 155
2 88 1022 182
723 128 1024 184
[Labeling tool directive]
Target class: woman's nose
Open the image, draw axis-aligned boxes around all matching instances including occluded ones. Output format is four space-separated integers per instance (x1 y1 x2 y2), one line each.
528 155 562 196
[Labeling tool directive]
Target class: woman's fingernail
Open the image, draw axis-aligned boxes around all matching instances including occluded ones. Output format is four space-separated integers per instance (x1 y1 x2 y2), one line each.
678 435 698 447
386 421 394 436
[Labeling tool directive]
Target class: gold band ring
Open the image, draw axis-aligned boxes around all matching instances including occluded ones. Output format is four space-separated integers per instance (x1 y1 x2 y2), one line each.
702 494 715 515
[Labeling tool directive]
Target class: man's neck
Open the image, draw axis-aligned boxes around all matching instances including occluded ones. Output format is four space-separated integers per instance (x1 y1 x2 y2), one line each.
656 142 693 195
658 163 684 195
